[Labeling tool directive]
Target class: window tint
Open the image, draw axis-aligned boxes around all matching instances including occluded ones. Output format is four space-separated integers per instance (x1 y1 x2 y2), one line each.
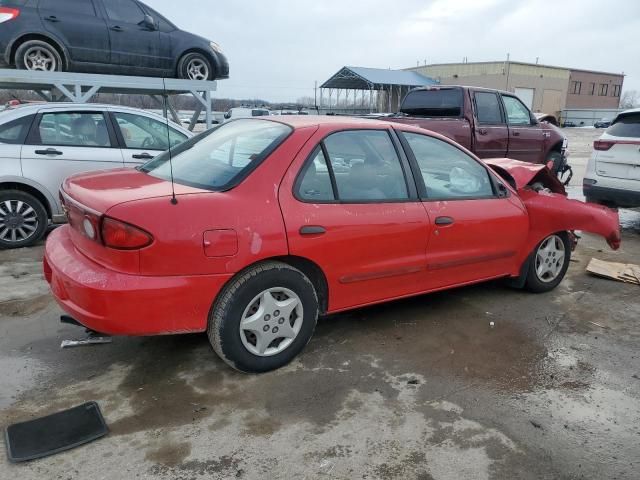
297 148 335 201
607 113 640 138
104 0 145 23
113 113 187 151
37 112 110 147
0 115 33 144
39 0 95 15
323 130 408 202
502 96 532 125
141 120 291 191
401 88 463 117
403 132 494 199
475 92 503 124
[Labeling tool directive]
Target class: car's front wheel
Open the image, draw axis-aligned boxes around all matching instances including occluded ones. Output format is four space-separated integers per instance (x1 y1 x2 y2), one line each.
0 190 48 249
524 232 571 293
208 261 319 373
15 40 64 72
177 52 214 81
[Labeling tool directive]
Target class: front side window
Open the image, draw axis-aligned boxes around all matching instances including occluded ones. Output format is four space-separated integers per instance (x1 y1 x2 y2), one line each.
113 113 187 151
403 132 494 200
502 96 532 126
296 148 335 201
39 0 96 15
0 115 34 144
141 119 291 191
36 112 111 147
474 92 503 124
322 130 408 202
104 0 145 23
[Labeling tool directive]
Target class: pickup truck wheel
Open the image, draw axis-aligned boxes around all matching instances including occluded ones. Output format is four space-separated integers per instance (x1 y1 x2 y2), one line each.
547 151 565 174
208 261 319 373
0 190 48 249
524 232 571 293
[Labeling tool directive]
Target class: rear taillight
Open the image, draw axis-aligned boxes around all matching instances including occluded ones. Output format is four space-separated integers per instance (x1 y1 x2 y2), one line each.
0 7 20 23
593 140 614 151
60 191 101 242
101 217 153 250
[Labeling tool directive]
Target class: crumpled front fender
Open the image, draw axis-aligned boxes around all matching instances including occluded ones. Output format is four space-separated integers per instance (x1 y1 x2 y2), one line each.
518 189 621 251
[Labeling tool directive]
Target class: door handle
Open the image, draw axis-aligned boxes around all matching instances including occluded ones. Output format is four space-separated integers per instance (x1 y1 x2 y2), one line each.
299 226 326 235
35 148 63 156
132 152 154 160
110 25 123 32
512 131 521 136
478 128 488 135
435 216 454 226
45 15 59 22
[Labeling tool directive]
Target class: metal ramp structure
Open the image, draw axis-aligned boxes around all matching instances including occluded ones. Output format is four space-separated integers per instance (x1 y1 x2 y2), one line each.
0 69 217 130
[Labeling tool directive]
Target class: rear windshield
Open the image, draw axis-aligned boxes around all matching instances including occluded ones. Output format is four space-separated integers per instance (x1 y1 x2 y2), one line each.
140 119 291 191
607 113 640 138
401 88 463 117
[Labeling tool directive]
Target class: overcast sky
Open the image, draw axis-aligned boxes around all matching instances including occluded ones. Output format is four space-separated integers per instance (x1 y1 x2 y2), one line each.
146 0 640 103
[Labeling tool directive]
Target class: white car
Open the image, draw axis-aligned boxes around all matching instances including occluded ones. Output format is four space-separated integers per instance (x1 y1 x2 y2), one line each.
584 108 640 208
0 103 192 248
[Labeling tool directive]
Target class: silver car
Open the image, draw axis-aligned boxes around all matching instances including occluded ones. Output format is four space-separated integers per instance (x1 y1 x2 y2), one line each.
0 103 192 248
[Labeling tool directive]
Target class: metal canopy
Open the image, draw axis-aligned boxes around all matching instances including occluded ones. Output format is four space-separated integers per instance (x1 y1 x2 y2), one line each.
0 69 218 130
321 66 435 90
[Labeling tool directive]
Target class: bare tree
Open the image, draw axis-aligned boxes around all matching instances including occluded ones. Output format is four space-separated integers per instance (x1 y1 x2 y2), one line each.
620 90 639 109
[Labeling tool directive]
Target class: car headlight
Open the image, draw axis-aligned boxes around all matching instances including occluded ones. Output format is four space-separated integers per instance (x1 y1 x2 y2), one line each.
209 42 222 53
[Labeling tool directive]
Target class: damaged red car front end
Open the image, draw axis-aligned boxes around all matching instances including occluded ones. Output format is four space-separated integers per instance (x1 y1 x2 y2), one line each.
485 158 621 251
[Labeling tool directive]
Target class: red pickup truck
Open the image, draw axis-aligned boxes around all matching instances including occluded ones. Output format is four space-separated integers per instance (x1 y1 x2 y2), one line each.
386 86 571 180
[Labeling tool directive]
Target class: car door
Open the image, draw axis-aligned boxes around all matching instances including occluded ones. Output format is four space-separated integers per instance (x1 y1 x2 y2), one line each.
472 90 508 158
21 110 123 199
278 128 431 312
99 0 161 71
502 94 544 163
398 130 529 289
38 0 110 65
109 111 189 166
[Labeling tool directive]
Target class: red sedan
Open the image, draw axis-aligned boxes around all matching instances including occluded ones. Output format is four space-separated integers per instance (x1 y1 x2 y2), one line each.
44 117 621 372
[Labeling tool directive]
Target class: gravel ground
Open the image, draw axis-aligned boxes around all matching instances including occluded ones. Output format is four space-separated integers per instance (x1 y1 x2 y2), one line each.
0 127 639 480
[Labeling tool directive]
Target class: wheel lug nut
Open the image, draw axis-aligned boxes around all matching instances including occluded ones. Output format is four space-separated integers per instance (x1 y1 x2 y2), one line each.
263 325 269 332
273 310 280 316
278 318 285 324
272 326 279 333
264 314 271 321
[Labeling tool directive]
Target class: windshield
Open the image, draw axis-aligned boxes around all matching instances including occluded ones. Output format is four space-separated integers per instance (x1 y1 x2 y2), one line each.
401 88 463 117
607 113 640 138
140 119 291 191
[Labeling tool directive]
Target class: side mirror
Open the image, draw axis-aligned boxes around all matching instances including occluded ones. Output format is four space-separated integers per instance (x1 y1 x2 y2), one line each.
141 15 157 31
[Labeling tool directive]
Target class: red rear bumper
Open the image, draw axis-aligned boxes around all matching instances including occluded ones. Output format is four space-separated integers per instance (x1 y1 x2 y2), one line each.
44 226 232 336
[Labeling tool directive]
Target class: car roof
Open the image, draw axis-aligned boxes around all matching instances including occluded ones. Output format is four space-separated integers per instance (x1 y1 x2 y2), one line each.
262 114 408 130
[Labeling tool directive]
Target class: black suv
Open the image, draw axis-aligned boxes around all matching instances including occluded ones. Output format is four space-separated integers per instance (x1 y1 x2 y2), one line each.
0 0 229 80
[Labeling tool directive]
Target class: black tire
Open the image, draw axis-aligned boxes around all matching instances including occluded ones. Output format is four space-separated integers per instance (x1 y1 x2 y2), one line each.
547 151 565 174
208 261 319 373
524 232 571 293
177 52 214 81
15 39 64 72
0 190 48 249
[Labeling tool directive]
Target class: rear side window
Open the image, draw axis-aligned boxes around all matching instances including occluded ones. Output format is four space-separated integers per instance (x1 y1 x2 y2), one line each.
475 92 503 124
296 148 335 201
607 113 640 138
141 119 291 191
39 0 96 16
35 112 111 147
0 115 34 144
104 0 145 23
401 88 463 117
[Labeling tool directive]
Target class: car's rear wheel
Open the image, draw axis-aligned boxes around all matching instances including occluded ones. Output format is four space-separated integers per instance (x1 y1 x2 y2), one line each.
15 40 64 72
524 232 571 293
177 52 214 81
208 261 319 373
0 190 48 249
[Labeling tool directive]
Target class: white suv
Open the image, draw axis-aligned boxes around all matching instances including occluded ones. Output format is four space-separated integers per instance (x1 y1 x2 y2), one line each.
0 103 192 248
584 108 640 208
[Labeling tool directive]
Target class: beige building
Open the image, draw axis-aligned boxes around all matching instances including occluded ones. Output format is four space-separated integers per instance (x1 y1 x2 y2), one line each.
406 61 624 118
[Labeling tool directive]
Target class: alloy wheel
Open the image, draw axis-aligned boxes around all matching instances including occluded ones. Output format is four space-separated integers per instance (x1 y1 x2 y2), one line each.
0 200 39 244
186 58 209 80
239 287 304 357
535 234 566 283
24 46 57 71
